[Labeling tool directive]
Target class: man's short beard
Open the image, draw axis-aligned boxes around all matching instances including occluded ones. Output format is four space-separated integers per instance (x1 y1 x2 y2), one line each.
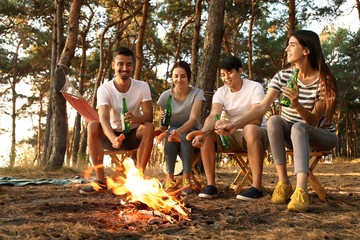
119 71 130 80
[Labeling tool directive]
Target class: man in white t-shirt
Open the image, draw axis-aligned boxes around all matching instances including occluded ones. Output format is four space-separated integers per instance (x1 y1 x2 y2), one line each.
80 47 154 195
192 56 269 200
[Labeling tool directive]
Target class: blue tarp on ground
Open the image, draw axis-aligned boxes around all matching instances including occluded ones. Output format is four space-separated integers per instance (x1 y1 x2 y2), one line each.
0 176 90 186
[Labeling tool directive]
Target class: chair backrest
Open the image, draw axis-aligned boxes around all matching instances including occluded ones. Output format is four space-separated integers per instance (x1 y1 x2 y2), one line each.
60 80 99 122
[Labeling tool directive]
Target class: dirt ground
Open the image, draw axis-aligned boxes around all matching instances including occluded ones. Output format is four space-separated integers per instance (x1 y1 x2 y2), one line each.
1 160 360 240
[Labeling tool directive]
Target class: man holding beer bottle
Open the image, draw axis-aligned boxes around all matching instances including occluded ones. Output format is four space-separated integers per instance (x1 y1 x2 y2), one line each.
192 56 269 200
80 47 154 195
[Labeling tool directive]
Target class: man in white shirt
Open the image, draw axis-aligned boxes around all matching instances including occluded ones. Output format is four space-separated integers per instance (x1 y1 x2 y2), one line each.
80 47 154 195
192 56 269 200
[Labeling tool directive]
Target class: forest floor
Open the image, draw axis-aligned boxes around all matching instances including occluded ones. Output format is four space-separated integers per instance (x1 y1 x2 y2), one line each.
0 160 360 240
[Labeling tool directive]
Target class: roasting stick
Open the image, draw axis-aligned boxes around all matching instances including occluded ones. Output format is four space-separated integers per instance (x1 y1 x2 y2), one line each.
166 185 191 196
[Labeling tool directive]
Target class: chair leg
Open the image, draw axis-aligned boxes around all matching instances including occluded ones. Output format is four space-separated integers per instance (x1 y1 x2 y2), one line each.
105 150 136 180
229 154 254 194
308 155 328 201
290 152 328 201
108 152 124 179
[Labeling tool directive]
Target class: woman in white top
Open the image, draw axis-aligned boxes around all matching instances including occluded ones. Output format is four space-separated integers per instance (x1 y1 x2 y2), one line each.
217 30 338 211
157 61 205 193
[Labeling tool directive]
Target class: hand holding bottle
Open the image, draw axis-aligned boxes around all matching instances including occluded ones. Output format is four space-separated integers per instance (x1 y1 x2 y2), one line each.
280 68 299 107
121 98 131 133
161 95 172 127
282 80 300 108
215 114 231 149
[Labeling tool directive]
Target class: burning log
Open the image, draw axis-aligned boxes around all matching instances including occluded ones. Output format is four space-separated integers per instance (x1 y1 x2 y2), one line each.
138 210 176 223
106 157 190 222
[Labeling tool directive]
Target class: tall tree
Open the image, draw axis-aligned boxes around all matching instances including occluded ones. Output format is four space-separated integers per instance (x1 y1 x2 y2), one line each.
134 0 150 80
71 5 95 165
281 0 296 70
41 0 65 167
44 0 82 171
248 0 258 80
190 0 203 86
195 0 226 123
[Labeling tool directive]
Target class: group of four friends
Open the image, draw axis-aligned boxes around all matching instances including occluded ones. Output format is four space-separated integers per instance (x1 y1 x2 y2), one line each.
79 29 338 212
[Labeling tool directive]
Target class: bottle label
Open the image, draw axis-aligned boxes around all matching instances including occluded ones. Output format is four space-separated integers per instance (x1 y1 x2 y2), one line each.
121 114 126 130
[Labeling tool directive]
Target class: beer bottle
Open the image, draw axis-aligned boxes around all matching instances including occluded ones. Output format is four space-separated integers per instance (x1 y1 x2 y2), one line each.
215 114 231 149
161 95 172 127
280 68 299 107
121 98 131 133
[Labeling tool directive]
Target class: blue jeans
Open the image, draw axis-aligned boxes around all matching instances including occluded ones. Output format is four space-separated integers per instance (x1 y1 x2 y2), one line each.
267 115 338 175
164 127 195 175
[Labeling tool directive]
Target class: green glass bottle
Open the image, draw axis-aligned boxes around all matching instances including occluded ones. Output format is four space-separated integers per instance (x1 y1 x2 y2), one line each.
161 95 172 127
121 98 131 133
215 114 231 149
280 68 299 107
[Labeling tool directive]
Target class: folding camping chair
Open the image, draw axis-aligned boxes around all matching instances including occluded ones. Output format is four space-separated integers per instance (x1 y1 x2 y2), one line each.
60 80 135 175
173 150 206 192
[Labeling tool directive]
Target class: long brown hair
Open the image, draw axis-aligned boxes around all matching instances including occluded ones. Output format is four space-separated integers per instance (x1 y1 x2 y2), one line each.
291 30 337 126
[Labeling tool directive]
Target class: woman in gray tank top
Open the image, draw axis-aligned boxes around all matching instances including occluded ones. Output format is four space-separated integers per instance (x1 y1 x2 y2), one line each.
157 61 205 194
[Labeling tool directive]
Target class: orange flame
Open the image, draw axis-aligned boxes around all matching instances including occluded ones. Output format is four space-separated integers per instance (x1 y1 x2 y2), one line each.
107 158 188 218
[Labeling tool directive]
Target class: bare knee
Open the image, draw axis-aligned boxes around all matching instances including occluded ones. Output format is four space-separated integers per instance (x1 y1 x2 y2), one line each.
137 122 154 139
87 121 102 139
243 124 261 144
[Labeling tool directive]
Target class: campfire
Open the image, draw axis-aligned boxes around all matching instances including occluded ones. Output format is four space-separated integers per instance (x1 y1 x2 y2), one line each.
87 158 190 223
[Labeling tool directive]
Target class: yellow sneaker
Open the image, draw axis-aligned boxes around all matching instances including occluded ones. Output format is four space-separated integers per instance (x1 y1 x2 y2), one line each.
271 182 293 204
182 178 191 187
164 180 175 190
287 188 309 212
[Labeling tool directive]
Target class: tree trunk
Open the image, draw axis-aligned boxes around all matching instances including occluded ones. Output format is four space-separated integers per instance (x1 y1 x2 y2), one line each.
223 34 231 56
44 0 82 171
9 42 21 167
195 0 226 124
71 8 94 165
78 127 88 165
134 0 150 80
281 0 296 69
41 0 65 167
356 0 360 21
248 0 258 80
335 109 341 158
345 109 351 159
35 89 44 165
190 0 203 86
351 110 358 158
